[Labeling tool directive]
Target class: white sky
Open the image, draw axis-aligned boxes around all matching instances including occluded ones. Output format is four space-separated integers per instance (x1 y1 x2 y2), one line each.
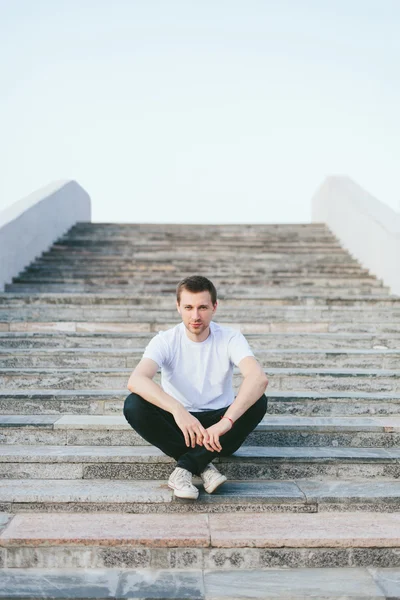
0 0 399 223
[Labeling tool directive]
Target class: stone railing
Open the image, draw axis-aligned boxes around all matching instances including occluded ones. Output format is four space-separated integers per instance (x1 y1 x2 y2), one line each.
312 176 400 296
0 180 91 292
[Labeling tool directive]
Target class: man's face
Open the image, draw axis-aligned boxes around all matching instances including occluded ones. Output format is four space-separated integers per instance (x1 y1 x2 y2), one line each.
177 289 217 339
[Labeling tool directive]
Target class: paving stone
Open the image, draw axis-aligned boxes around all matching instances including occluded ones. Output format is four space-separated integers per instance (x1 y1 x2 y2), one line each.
0 479 173 504
0 514 12 535
0 513 210 547
209 512 400 548
296 479 400 505
369 567 400 597
0 568 121 598
203 568 384 599
0 415 58 427
117 568 206 599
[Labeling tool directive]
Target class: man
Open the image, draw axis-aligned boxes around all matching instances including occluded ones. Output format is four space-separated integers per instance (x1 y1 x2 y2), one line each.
123 275 268 500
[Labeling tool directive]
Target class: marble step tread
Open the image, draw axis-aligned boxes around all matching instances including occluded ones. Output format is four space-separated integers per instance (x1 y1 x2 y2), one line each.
3 312 400 327
3 321 400 334
2 295 399 307
3 414 400 433
1 369 399 394
2 444 400 463
0 567 397 600
23 263 372 273
3 293 398 305
2 366 399 376
2 349 399 370
2 348 399 355
2 511 400 549
3 305 400 316
12 276 384 287
1 332 399 351
3 478 400 511
6 285 391 296
2 310 400 326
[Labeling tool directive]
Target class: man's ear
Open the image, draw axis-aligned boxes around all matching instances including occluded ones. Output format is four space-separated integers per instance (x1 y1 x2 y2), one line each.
213 301 218 313
176 302 181 315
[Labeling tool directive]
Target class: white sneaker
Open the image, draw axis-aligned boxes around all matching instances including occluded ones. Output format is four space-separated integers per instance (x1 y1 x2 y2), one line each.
168 467 199 500
200 463 227 494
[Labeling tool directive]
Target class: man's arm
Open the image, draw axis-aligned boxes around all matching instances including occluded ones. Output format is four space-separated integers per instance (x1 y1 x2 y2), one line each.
224 356 268 423
127 358 208 448
203 356 268 452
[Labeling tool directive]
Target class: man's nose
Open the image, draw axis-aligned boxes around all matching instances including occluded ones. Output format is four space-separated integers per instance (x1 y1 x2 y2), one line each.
192 309 200 320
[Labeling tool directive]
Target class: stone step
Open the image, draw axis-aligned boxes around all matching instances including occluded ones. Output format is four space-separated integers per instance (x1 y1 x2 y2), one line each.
3 389 399 417
2 415 400 448
0 332 398 350
25 257 369 270
2 511 400 572
3 477 400 514
53 238 345 248
3 306 400 324
1 367 399 392
12 273 384 287
1 348 400 369
58 234 342 244
5 283 391 296
1 445 400 480
3 320 400 334
40 250 360 264
4 292 398 305
0 567 397 599
23 268 373 280
30 261 367 275
3 294 398 308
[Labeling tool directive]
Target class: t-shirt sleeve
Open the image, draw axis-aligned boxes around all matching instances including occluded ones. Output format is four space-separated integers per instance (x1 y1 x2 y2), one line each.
227 330 255 367
142 333 168 368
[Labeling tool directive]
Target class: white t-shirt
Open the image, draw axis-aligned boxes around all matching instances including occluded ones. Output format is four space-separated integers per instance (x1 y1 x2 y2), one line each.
142 321 254 412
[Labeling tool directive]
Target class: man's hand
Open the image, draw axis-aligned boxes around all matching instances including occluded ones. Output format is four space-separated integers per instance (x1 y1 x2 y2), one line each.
203 418 232 452
173 406 208 448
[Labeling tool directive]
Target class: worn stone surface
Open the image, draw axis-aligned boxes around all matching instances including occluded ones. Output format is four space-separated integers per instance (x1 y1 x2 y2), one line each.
0 513 210 547
0 568 121 597
369 567 400 597
118 569 204 599
0 479 172 504
209 512 400 548
296 479 400 505
203 568 384 599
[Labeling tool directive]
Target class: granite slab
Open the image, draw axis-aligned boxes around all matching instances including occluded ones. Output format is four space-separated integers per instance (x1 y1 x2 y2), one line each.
209 512 400 548
296 479 400 504
0 513 210 547
0 568 121 598
369 567 400 598
204 568 384 599
0 479 173 504
119 569 204 599
0 415 58 427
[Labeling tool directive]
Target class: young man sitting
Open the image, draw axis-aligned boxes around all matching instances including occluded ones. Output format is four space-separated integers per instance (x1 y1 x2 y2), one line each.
123 275 268 499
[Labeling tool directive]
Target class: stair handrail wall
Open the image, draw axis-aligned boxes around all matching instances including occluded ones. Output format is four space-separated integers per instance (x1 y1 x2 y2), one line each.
312 175 400 296
0 180 91 292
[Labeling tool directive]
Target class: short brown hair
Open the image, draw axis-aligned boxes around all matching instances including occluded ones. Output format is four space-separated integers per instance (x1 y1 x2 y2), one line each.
176 275 217 305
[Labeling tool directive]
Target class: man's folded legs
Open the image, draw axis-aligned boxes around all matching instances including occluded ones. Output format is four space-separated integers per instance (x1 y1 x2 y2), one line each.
123 392 267 498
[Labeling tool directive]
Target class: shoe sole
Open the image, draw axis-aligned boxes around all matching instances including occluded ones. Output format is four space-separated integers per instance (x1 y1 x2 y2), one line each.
168 482 199 500
203 475 227 494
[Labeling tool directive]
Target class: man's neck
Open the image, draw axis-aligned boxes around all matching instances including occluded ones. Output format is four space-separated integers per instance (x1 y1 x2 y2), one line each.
184 325 211 343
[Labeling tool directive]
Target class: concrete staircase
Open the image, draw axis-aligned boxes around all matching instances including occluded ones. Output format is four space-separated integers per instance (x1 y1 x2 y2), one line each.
1 222 400 599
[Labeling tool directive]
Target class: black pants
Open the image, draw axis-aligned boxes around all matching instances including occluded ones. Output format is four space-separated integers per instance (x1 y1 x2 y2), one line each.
123 392 268 476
